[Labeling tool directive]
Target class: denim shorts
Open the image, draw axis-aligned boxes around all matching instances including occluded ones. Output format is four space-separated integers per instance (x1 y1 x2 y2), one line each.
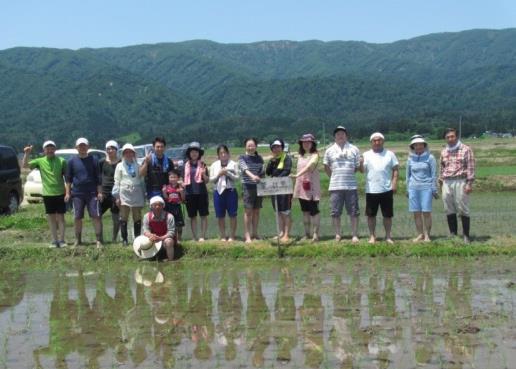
408 188 433 212
73 195 101 219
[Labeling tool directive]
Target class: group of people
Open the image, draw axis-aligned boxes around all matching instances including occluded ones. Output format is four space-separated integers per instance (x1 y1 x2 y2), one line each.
22 125 475 260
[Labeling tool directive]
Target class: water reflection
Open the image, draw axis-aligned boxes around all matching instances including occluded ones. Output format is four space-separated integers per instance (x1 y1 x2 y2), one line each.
0 259 515 368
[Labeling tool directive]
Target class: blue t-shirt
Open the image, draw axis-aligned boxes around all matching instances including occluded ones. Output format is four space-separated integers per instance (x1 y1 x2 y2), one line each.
66 155 100 197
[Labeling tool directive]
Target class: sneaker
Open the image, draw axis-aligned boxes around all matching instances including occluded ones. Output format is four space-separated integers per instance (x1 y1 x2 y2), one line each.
122 240 129 247
351 236 360 244
49 241 59 248
463 236 471 244
58 240 67 247
96 241 103 249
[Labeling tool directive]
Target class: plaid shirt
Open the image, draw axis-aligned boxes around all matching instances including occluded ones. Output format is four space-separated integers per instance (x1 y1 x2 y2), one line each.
439 143 475 183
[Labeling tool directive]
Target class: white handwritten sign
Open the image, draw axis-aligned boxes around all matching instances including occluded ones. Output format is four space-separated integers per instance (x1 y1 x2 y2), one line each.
257 177 293 196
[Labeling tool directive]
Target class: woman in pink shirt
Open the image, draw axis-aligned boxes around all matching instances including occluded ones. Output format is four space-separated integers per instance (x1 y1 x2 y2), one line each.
292 134 321 242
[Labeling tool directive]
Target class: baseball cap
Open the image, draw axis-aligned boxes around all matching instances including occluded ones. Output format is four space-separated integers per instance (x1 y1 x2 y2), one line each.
105 140 119 150
42 140 56 149
75 137 89 146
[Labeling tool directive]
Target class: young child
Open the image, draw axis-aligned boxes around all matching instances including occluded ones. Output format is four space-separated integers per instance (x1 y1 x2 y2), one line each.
162 169 185 242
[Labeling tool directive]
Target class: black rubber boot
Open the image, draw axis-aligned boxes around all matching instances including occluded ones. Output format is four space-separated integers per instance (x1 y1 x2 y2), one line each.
120 221 128 246
112 213 120 243
447 214 458 236
461 216 471 243
134 220 142 238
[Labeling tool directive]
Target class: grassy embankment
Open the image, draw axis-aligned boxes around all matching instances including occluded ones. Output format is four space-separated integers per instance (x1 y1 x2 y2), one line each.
2 137 515 263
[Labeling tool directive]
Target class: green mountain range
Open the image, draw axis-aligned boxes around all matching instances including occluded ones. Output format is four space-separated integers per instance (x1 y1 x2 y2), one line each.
1 28 515 148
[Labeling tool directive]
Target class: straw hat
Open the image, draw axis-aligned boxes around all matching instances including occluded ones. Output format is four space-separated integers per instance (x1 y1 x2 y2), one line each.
133 235 162 259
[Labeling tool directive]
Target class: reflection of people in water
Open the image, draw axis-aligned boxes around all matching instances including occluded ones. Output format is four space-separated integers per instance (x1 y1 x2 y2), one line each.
150 273 177 368
272 269 297 362
75 270 105 369
217 272 244 362
188 276 215 360
33 273 75 369
443 271 475 368
366 274 399 369
413 271 435 366
301 291 324 368
246 272 271 367
0 269 26 313
329 271 368 367
121 279 154 366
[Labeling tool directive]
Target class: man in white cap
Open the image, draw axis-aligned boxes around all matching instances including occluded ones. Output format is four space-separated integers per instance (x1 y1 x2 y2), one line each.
361 132 399 244
22 140 67 247
323 126 361 243
98 140 121 243
142 196 176 261
65 137 103 248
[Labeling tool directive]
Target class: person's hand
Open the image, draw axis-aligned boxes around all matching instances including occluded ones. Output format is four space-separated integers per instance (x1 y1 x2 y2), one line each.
144 153 152 164
97 193 104 202
115 198 121 207
392 184 397 194
465 183 473 194
23 145 33 154
219 168 227 176
64 193 71 203
149 234 160 242
252 175 261 183
432 192 439 199
290 173 298 178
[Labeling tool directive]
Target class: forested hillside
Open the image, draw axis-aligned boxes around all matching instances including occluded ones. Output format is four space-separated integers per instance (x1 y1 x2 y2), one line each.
1 28 515 148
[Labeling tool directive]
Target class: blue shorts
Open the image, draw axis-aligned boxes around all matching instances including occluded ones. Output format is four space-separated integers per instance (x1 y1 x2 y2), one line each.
214 188 238 218
408 188 433 212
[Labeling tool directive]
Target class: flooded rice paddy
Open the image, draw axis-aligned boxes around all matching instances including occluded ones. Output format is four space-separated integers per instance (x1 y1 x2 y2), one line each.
1 258 516 369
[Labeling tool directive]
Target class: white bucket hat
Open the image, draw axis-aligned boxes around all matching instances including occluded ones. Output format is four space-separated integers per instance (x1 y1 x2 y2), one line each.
121 143 136 153
410 135 427 149
133 235 162 259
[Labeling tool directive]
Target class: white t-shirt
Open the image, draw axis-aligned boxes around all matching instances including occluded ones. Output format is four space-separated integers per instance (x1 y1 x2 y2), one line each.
363 149 399 194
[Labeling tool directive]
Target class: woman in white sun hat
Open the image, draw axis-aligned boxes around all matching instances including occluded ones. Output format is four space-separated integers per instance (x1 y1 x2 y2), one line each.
406 135 438 242
112 143 146 246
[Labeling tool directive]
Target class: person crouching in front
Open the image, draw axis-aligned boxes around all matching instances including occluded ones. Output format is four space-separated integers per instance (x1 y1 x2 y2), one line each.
143 196 176 261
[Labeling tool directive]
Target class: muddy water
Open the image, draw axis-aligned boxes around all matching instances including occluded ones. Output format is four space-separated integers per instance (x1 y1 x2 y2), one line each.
1 258 515 369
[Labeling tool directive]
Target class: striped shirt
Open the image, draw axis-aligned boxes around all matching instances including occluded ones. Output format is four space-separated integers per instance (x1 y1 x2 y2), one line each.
238 154 264 187
439 142 475 183
323 142 361 190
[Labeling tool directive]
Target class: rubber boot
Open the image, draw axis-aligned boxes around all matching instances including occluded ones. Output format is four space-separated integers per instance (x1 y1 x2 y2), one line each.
111 213 120 243
446 214 458 236
120 221 128 246
134 220 142 238
461 216 471 244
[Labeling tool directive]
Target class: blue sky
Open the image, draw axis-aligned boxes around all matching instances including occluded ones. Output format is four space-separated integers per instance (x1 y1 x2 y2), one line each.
1 0 515 50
